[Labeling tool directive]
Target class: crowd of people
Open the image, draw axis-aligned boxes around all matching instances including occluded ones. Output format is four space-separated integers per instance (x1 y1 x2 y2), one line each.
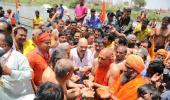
0 0 170 100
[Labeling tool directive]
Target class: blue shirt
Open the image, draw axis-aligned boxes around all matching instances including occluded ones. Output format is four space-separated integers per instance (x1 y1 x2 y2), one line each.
161 90 170 100
141 61 149 77
58 6 64 19
84 16 101 29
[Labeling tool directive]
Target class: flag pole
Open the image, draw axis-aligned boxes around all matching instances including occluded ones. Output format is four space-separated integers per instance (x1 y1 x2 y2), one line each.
15 0 20 24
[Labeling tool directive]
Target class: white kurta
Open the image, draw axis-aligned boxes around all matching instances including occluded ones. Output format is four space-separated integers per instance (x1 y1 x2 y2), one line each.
70 48 93 68
0 49 33 100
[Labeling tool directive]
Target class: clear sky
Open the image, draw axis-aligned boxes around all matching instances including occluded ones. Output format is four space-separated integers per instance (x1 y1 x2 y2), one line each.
145 0 170 9
103 0 170 9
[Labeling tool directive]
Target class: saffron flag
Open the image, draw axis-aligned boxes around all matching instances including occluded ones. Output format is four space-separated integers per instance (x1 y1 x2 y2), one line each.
15 0 20 24
15 0 20 11
100 0 106 23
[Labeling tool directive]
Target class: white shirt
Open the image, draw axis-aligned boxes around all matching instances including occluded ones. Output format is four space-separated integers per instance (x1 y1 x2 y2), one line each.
18 94 35 100
0 49 33 100
70 48 93 68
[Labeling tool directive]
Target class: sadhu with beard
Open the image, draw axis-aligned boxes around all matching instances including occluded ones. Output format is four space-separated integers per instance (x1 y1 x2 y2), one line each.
97 54 146 100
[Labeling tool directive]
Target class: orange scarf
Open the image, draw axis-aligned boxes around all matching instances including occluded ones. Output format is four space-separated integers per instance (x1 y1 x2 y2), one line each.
110 74 146 100
94 65 110 86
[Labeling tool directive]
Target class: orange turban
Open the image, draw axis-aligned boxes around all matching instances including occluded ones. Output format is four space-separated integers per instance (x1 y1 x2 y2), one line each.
36 31 51 44
126 54 144 73
156 49 168 57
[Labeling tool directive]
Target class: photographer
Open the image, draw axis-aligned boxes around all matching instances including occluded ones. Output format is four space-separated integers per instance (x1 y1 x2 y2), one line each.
46 6 59 28
0 7 6 21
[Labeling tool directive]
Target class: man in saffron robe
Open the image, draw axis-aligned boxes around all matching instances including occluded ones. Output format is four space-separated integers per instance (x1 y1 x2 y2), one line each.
97 54 146 100
27 31 51 86
85 48 120 88
111 54 146 100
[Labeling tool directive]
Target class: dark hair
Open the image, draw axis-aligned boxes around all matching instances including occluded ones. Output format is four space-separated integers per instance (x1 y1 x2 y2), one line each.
95 29 102 33
63 29 71 35
94 38 103 44
59 31 66 37
118 36 127 46
13 26 28 36
107 12 115 17
115 10 123 18
5 34 13 48
143 18 150 24
91 9 96 12
7 9 12 15
108 33 116 42
138 84 160 100
69 39 78 46
55 4 58 8
162 16 169 23
34 81 64 100
35 10 39 14
123 8 131 13
0 10 5 17
85 32 94 39
95 29 103 37
70 20 77 24
0 6 3 10
0 20 12 34
146 60 165 77
65 19 71 25
0 32 13 48
87 27 95 33
140 40 151 48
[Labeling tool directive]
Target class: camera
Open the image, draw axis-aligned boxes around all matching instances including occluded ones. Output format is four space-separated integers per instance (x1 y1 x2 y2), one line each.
47 8 54 13
0 7 4 17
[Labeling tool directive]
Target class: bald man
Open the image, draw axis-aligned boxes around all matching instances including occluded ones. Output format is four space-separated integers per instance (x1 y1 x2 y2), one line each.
70 38 93 83
114 45 127 71
126 34 138 54
38 21 46 29
83 48 120 99
85 48 119 87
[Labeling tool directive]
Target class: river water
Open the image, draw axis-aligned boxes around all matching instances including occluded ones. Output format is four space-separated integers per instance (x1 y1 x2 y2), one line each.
0 2 75 38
